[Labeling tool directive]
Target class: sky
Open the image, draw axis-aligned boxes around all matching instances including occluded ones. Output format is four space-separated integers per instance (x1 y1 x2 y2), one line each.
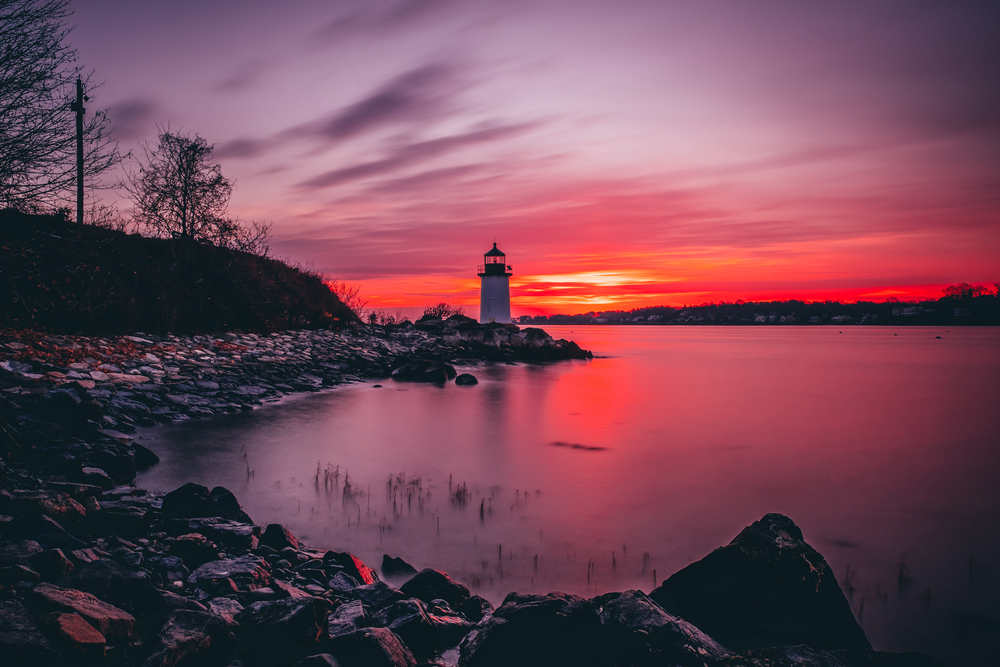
71 0 999 317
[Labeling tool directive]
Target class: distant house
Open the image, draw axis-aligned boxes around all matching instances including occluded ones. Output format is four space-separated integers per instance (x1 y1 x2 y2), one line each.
755 315 767 323
831 315 853 323
647 314 662 321
808 316 821 323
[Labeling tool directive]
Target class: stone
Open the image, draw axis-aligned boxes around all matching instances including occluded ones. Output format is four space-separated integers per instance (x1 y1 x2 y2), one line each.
236 597 332 665
0 514 86 552
167 533 219 569
159 517 260 551
141 610 236 667
261 523 299 551
35 612 106 662
132 443 160 470
28 582 138 643
380 554 418 579
161 483 253 523
161 591 207 612
207 598 244 627
0 540 43 565
7 490 87 526
390 360 457 383
297 654 342 667
27 549 74 581
0 564 40 586
187 556 271 591
399 569 470 609
323 551 379 586
56 559 167 618
373 598 473 660
457 595 493 624
353 581 405 611
732 644 947 666
649 513 871 651
0 599 57 665
324 627 417 667
328 572 361 593
328 600 365 639
458 592 595 667
78 466 115 489
455 373 478 386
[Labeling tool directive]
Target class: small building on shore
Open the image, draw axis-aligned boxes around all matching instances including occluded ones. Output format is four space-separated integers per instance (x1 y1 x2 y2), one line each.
478 243 512 323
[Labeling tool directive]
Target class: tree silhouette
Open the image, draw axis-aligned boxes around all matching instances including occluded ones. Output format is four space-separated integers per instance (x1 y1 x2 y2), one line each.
0 0 120 209
124 127 270 254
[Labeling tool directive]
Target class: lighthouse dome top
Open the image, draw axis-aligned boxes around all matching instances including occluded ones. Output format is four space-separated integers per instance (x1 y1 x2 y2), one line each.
484 243 505 257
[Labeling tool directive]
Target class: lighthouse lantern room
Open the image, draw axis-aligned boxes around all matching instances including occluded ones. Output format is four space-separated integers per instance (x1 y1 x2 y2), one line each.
477 243 512 323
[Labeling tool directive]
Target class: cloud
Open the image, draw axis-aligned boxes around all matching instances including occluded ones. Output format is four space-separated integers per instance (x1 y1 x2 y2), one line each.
214 136 275 160
286 62 459 142
108 98 159 142
311 0 457 45
295 123 534 190
215 59 272 93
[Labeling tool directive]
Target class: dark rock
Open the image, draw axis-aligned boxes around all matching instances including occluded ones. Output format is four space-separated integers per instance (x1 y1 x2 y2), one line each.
458 592 595 667
160 591 207 612
78 466 115 490
328 600 365 639
28 548 75 581
380 555 418 579
0 514 86 552
590 589 729 666
0 564 40 586
373 598 473 660
167 533 219 570
457 596 493 624
261 523 299 551
27 582 137 643
399 569 470 609
0 599 57 665
159 517 260 551
390 360 457 383
454 374 478 386
353 581 405 611
56 559 167 618
329 572 361 593
297 654 342 667
323 551 378 585
35 611 106 662
6 490 87 526
161 483 253 523
187 556 271 591
141 610 236 667
324 627 417 667
206 598 244 627
236 596 331 645
0 540 43 565
649 513 871 651
132 443 160 470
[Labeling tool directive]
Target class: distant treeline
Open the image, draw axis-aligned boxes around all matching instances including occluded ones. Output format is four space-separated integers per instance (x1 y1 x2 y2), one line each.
517 285 1000 326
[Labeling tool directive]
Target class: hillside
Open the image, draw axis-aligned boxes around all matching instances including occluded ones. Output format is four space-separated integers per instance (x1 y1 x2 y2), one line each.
0 209 358 334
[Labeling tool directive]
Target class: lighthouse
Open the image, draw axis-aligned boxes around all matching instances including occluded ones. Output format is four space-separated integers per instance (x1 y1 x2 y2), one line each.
478 243 512 323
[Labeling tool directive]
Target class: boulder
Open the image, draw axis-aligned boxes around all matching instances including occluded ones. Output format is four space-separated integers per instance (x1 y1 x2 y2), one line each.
35 611 106 662
457 595 493 624
353 581 405 611
187 556 271 592
323 552 378 586
132 443 160 470
297 654 342 667
328 572 361 594
0 540 43 565
140 610 236 667
0 599 57 665
167 533 219 569
161 483 253 523
373 598 472 660
28 548 75 581
235 597 332 665
0 514 86 552
458 592 595 667
649 513 871 651
390 360 457 383
28 582 137 643
324 627 416 667
207 598 244 627
731 644 947 666
328 600 366 639
56 559 167 618
399 569 470 609
455 374 478 386
261 523 299 551
159 517 260 551
380 554 417 579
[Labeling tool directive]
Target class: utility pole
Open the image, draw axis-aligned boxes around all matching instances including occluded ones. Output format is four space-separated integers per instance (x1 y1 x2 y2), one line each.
70 77 87 225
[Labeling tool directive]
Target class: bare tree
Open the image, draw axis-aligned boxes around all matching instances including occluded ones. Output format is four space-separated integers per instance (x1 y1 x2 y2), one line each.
326 280 367 317
423 302 465 318
123 127 271 253
0 0 121 209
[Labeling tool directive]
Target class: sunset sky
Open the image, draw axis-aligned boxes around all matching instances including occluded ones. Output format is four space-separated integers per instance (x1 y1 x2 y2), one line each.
74 0 999 317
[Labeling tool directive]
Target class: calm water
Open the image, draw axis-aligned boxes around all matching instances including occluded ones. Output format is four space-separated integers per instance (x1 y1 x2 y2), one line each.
137 326 1000 664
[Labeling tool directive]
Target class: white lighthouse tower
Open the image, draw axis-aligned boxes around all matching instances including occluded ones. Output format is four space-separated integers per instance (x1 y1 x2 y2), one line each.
478 243 512 323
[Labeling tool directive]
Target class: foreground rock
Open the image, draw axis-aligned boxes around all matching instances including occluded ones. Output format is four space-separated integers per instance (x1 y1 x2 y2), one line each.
650 513 871 652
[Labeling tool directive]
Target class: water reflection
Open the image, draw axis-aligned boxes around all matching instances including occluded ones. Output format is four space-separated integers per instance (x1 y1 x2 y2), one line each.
137 326 1000 664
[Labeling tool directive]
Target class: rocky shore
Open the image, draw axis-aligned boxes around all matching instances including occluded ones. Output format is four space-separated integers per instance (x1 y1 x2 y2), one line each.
0 320 945 666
